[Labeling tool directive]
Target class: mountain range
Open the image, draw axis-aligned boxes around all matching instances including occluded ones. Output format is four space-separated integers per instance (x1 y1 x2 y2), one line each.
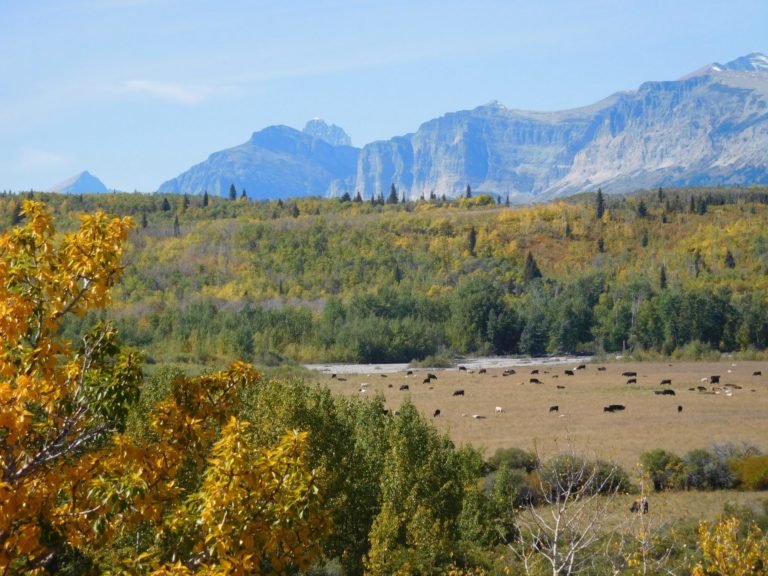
158 53 768 201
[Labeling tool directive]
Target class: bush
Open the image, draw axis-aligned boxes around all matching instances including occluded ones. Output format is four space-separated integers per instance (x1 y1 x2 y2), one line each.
487 447 537 473
641 449 686 491
731 455 768 490
684 448 735 490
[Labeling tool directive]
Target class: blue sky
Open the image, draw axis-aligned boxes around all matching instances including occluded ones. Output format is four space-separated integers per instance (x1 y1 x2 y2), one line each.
1 0 766 192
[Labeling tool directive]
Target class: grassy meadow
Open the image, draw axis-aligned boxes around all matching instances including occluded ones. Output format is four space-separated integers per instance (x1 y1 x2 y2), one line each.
318 360 768 472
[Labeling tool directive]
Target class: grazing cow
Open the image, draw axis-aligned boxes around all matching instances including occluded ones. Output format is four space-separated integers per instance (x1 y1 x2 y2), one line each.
604 406 615 412
607 404 626 411
331 373 337 379
557 385 566 389
406 370 413 376
753 371 762 376
423 377 432 384
502 369 516 376
622 371 637 377
576 364 587 370
427 373 437 380
597 366 607 371
658 389 676 396
531 369 539 374
549 405 559 413
697 385 707 391
495 406 504 414
564 369 575 376
660 379 672 385
677 405 683 413
710 375 721 384
626 378 637 384
630 498 649 514
479 368 487 374
388 384 393 388
399 384 409 391
453 389 465 397
530 378 542 384
459 366 467 371
381 374 387 378
433 409 441 417
337 377 347 382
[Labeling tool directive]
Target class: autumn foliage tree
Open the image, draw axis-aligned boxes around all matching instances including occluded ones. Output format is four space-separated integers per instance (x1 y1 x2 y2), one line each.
0 202 329 574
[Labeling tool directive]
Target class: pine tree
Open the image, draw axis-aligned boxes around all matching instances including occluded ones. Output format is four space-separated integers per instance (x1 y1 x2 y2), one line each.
183 193 190 209
173 215 180 237
641 230 649 247
657 187 664 203
387 183 399 204
596 188 605 220
523 252 542 283
202 190 209 207
597 237 605 253
659 265 667 289
468 226 477 256
240 188 247 199
290 203 300 218
161 197 171 211
465 184 472 199
637 199 648 218
340 192 351 202
353 191 362 203
140 211 148 229
229 184 237 200
724 249 736 269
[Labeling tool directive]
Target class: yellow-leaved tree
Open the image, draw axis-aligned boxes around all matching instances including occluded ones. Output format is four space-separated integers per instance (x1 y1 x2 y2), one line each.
0 201 330 574
692 516 768 576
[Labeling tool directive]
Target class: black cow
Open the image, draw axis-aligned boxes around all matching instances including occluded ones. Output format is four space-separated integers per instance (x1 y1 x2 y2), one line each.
531 369 539 374
530 378 542 384
459 366 467 371
660 379 672 385
622 371 637 377
556 385 566 389
576 364 587 370
626 378 637 384
427 373 438 380
607 404 626 411
677 405 683 413
753 371 762 376
479 368 487 374
453 389 465 397
597 366 607 371
549 405 559 413
406 370 413 376
399 384 409 391
710 375 721 384
630 498 649 514
564 369 575 376
604 406 615 413
655 389 676 396
331 373 337 379
422 378 431 384
433 409 441 417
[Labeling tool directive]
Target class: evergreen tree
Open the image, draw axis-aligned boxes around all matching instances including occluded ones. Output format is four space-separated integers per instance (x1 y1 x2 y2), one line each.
161 197 171 212
596 188 605 219
597 237 605 253
505 193 510 207
657 187 664 203
202 190 209 207
229 183 237 200
659 265 667 289
10 202 22 225
697 197 708 215
173 215 180 237
183 193 190 209
387 183 399 204
340 192 351 202
637 199 648 218
468 226 477 256
240 188 247 199
689 195 696 213
564 220 572 239
724 249 736 269
353 191 362 202
465 184 472 199
641 230 649 247
140 211 148 229
523 252 542 283
429 190 436 202
290 203 300 218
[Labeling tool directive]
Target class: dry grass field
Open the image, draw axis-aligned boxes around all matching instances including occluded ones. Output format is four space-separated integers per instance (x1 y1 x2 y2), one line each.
317 360 768 473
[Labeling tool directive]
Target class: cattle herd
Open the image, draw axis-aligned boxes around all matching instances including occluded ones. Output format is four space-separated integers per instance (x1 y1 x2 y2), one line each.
324 360 764 428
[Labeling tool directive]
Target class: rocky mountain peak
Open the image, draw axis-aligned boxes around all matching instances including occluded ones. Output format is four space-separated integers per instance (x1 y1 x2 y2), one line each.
303 118 352 147
720 52 768 72
48 171 109 194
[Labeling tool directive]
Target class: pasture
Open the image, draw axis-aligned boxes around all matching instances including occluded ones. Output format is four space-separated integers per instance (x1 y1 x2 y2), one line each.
318 361 768 472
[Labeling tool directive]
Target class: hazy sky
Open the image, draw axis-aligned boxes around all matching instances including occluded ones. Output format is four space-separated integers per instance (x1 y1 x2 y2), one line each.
1 0 766 192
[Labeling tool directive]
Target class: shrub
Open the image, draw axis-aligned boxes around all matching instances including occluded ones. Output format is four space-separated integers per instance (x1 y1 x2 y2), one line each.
684 448 735 490
641 449 686 491
731 455 768 490
488 447 537 473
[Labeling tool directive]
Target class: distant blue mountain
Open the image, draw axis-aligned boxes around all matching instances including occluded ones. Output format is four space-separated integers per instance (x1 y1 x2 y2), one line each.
49 171 109 194
158 125 358 199
159 53 768 201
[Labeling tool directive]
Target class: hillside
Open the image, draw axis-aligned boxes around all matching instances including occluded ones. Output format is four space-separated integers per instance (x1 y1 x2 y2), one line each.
7 186 768 367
